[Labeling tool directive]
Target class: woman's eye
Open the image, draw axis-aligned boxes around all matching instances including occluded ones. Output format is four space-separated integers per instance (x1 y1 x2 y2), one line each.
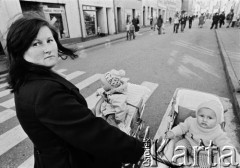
32 42 40 46
47 39 54 43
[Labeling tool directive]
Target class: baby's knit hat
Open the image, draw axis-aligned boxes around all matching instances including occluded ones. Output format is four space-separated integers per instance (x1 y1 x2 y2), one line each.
101 69 126 89
196 100 224 124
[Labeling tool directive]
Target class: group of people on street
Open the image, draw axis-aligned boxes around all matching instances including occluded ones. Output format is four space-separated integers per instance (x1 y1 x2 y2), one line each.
150 15 165 35
173 12 194 33
4 10 240 168
126 16 140 40
209 9 238 29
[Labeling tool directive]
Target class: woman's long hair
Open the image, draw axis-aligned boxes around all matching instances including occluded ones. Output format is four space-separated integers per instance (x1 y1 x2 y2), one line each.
6 12 78 93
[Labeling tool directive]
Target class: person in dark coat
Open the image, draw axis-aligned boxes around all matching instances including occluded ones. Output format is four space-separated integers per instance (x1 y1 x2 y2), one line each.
169 17 172 24
132 16 140 33
219 11 225 28
188 15 194 29
210 13 220 29
179 14 187 32
6 12 144 168
157 15 163 35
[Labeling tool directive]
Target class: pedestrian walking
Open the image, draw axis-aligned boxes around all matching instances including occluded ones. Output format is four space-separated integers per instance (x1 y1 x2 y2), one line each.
188 15 194 29
132 16 140 35
169 17 172 24
198 13 205 28
157 15 163 35
219 11 225 28
231 14 237 27
152 16 157 31
126 22 134 40
210 13 219 29
226 9 234 28
173 12 180 33
6 11 144 168
179 14 186 32
150 16 153 29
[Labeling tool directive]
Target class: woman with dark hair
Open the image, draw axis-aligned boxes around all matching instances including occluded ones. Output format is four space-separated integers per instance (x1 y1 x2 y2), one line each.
6 12 144 168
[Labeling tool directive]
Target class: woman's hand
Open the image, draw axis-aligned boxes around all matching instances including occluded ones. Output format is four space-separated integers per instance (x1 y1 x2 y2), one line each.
165 131 175 139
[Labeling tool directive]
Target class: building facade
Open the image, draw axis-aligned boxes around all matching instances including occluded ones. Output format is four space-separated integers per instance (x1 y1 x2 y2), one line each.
114 0 142 33
0 0 182 53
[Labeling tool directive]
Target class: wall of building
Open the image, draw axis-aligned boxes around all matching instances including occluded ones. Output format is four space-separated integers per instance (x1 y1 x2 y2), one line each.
114 0 142 32
0 0 22 49
79 0 115 37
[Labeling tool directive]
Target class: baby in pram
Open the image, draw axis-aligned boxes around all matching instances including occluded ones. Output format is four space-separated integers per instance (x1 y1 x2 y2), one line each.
166 100 239 167
97 69 128 130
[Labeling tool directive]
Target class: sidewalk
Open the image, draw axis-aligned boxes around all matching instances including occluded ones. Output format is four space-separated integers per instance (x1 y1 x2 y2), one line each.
63 26 152 50
215 28 240 120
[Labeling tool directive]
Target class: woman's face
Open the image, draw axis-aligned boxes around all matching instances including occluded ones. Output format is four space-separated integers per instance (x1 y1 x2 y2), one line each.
23 26 58 67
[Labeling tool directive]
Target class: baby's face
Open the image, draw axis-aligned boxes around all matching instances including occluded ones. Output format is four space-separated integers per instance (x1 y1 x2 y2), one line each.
197 108 217 129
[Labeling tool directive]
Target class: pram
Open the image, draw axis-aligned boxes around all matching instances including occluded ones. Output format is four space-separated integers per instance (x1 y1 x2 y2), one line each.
151 88 232 168
92 82 151 167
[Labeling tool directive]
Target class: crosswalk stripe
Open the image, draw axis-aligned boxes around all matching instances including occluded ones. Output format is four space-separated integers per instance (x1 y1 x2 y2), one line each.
0 89 11 98
0 125 28 156
141 81 159 98
0 83 8 89
75 74 101 90
56 69 67 73
0 98 14 108
0 109 16 123
18 156 34 168
66 71 85 81
55 69 67 77
86 93 101 110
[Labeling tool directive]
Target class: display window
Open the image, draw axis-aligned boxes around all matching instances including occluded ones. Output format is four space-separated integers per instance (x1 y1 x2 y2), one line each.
83 5 97 36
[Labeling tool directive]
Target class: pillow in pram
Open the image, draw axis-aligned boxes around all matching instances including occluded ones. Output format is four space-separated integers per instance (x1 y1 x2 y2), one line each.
174 106 195 126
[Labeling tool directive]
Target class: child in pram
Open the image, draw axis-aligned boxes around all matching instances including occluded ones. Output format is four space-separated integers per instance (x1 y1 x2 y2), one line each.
97 69 128 131
95 69 151 139
166 100 239 167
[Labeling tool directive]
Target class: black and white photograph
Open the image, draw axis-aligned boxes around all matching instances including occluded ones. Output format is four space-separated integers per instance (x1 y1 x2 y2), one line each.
0 0 240 167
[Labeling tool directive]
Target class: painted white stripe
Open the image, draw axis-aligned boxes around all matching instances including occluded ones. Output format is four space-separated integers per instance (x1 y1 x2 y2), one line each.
56 69 67 73
0 98 14 108
176 41 215 55
18 156 34 168
0 125 28 156
66 71 85 81
55 69 67 77
0 109 16 123
0 73 8 78
0 89 11 98
75 74 101 90
174 42 215 56
141 81 159 98
0 83 8 89
178 40 215 53
86 93 101 110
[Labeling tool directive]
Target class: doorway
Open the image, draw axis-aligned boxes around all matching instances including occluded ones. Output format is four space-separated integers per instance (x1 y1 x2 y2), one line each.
117 7 122 32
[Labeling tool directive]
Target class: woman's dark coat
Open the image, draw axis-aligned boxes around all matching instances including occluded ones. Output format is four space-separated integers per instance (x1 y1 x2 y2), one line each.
14 65 144 168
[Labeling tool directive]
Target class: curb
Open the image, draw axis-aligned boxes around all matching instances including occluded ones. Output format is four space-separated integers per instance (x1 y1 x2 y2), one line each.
215 29 240 121
67 28 152 51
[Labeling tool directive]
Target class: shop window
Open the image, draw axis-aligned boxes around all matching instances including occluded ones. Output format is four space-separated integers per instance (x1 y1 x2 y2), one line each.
50 14 64 38
83 11 96 36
